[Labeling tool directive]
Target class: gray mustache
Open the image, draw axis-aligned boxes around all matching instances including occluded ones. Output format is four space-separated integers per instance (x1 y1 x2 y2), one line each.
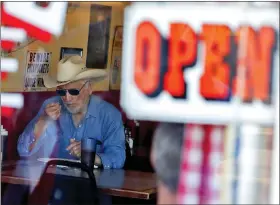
63 102 74 106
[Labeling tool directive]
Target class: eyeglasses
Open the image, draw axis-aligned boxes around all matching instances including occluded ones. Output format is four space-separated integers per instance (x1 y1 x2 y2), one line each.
56 81 88 96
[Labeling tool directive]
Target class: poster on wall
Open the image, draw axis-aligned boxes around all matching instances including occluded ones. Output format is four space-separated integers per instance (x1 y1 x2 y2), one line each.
109 26 123 90
110 55 122 90
113 26 123 50
86 4 112 69
23 50 52 91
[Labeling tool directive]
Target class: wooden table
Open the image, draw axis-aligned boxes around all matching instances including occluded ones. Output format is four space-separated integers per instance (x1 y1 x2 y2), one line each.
1 160 157 200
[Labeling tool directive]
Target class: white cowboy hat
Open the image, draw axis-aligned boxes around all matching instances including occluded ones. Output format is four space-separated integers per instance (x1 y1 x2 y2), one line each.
43 55 107 88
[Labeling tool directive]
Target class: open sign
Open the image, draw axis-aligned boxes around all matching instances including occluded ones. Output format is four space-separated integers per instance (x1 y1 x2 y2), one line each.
121 3 279 124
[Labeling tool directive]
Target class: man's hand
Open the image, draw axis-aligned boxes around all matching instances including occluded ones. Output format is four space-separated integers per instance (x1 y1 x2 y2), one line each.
66 138 81 158
66 138 102 166
34 103 61 139
44 103 61 120
29 103 61 151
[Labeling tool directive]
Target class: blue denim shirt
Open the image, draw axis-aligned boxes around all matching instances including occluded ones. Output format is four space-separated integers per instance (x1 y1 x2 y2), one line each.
17 95 126 169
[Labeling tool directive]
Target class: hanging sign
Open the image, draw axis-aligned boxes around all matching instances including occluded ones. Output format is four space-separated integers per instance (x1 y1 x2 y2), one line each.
120 3 279 124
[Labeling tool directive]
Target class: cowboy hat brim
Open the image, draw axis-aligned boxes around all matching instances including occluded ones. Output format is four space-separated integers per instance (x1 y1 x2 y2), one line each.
43 69 107 88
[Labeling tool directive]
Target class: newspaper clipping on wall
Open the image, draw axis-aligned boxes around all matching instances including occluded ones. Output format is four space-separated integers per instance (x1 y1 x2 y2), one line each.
110 26 123 90
111 56 121 88
24 50 51 91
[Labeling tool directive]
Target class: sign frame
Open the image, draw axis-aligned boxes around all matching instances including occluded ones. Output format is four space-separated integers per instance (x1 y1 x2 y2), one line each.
120 4 279 125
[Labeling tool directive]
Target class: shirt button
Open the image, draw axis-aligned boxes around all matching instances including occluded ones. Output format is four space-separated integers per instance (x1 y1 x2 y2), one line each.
78 125 81 128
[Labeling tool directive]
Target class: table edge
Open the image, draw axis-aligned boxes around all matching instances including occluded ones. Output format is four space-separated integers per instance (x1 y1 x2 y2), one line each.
1 175 157 200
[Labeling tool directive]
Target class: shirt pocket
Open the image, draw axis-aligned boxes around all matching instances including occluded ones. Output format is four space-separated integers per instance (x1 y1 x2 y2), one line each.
84 117 103 143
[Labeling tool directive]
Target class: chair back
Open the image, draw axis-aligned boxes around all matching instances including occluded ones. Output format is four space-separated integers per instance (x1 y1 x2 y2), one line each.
28 159 99 205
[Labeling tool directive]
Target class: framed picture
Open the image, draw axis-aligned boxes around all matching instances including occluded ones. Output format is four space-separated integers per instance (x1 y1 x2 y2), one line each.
109 26 124 90
112 26 123 50
86 4 112 69
60 47 83 60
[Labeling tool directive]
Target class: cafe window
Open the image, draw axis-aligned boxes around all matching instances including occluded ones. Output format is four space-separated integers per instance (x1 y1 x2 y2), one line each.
1 2 279 205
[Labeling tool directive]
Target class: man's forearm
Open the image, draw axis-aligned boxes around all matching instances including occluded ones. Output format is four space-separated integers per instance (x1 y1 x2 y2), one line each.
18 118 59 157
34 115 48 138
29 116 48 151
97 150 126 169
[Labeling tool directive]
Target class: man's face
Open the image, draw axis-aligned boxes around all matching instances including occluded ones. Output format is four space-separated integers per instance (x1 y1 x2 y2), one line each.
58 80 92 114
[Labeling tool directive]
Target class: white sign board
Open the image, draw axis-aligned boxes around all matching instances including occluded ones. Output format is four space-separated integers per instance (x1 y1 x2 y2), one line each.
24 50 51 91
121 4 279 125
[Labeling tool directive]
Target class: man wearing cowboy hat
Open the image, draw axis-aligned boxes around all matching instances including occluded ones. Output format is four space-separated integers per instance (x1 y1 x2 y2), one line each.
17 55 126 169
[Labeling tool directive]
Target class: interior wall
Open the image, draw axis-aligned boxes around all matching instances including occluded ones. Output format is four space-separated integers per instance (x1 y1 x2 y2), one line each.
1 2 125 92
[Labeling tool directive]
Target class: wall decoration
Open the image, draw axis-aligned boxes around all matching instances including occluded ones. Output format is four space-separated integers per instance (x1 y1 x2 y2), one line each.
60 47 83 60
109 26 123 90
113 26 123 50
23 50 52 91
86 4 112 69
110 55 121 89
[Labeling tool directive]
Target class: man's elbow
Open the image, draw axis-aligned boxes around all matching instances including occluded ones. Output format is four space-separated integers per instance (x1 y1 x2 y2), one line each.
17 143 30 158
17 135 28 158
120 151 126 168
115 150 126 169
